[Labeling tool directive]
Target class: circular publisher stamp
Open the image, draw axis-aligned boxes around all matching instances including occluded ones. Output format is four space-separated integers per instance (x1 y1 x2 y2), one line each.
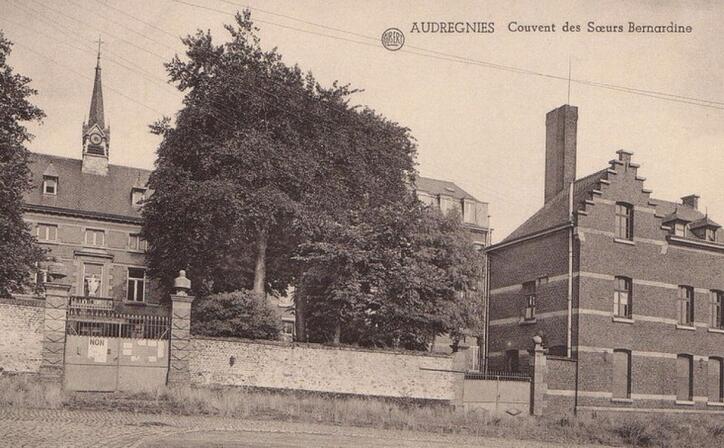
381 28 405 51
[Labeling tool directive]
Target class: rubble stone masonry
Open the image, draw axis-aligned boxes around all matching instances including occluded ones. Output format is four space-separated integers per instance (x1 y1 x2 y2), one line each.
189 337 458 401
0 298 44 374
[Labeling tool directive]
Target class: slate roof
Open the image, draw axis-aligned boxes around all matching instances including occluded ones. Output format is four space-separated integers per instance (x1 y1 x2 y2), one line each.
24 153 151 223
502 169 608 243
415 176 482 202
650 199 706 223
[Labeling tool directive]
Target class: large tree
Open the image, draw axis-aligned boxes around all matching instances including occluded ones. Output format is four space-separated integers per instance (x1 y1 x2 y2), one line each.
143 11 415 303
296 196 485 350
0 31 44 296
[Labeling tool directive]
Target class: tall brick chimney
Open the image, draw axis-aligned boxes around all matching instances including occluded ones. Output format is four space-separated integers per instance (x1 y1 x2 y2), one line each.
682 194 699 210
544 105 578 203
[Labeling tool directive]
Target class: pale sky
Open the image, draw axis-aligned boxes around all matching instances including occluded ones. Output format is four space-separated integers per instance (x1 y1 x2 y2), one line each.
2 0 723 242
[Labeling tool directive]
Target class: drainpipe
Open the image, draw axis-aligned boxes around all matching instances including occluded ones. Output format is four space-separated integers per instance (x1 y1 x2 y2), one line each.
483 227 492 374
567 181 574 359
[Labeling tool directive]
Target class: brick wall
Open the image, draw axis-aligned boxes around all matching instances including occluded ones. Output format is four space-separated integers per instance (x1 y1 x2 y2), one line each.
544 356 577 415
189 337 457 401
0 298 44 374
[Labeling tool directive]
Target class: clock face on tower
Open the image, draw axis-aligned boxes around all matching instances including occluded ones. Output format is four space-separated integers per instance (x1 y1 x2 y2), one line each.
90 133 102 145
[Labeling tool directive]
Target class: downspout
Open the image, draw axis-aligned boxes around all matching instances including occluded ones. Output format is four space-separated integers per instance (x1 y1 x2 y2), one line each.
483 227 492 374
566 181 579 415
566 181 574 358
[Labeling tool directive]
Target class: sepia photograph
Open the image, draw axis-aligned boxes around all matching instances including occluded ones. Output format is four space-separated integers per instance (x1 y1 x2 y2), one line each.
0 1 722 446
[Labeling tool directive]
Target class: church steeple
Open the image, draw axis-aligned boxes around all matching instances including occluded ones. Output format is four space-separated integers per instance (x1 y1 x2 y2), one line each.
82 38 110 176
87 41 105 129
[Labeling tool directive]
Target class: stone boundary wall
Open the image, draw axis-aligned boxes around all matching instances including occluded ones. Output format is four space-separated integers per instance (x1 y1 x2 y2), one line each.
0 298 45 374
189 336 458 401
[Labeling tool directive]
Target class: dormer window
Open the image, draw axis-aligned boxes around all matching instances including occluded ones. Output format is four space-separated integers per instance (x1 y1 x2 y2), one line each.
706 228 717 242
43 176 58 195
674 222 687 237
131 188 146 207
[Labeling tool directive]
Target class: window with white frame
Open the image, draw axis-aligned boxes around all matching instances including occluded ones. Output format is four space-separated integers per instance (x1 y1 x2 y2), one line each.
615 202 634 240
612 349 632 399
522 281 536 321
131 188 146 207
712 291 724 330
613 277 633 318
36 223 58 241
678 286 695 326
706 228 717 242
710 357 724 404
84 228 105 247
127 268 146 302
128 234 147 251
43 176 58 195
676 354 694 401
674 222 687 237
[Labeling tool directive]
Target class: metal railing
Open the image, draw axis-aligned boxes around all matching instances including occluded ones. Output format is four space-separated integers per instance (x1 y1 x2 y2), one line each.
464 369 531 382
66 308 170 340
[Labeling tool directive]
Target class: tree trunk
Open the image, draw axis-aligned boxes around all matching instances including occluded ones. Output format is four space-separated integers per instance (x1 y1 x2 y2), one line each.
253 227 267 296
295 294 306 342
333 320 341 344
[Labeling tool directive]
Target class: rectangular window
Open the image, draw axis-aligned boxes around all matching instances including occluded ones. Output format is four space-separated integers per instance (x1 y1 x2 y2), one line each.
127 268 146 302
676 354 694 401
84 229 105 247
674 223 686 237
43 176 57 195
128 234 147 251
522 281 536 321
678 286 695 326
712 291 724 330
615 203 634 240
83 263 103 297
131 188 146 207
706 228 716 242
612 349 632 399
613 277 633 318
709 358 724 404
36 223 58 241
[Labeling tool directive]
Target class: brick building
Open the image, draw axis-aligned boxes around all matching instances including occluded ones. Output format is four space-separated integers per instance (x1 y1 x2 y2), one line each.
415 176 491 248
21 54 161 312
415 177 491 359
486 104 724 414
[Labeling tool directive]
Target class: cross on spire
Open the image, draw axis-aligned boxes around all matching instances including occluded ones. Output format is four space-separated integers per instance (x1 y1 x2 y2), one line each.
95 36 104 68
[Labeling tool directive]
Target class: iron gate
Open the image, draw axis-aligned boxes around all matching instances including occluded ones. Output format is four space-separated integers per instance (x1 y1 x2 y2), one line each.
64 301 170 392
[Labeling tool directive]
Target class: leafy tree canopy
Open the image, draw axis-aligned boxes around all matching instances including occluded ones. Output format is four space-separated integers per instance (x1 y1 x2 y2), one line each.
296 197 485 350
0 31 45 296
191 289 281 339
143 11 415 299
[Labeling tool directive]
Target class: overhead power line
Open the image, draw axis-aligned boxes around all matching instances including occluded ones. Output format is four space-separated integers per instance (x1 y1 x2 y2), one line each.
197 0 724 110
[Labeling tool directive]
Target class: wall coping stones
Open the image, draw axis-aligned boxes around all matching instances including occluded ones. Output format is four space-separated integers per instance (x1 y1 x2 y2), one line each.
191 335 452 358
0 296 45 308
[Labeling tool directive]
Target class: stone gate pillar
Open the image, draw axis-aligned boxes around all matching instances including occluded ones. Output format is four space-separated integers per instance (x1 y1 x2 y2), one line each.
168 270 195 385
39 282 71 381
530 336 547 416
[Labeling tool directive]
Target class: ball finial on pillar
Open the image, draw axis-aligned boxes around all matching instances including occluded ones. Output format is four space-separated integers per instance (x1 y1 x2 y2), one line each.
173 270 191 296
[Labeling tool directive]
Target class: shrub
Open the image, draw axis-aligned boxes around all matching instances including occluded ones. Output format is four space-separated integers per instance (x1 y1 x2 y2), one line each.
191 290 281 339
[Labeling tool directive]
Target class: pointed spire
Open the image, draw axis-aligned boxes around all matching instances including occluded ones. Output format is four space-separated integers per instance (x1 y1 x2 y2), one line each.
88 37 105 129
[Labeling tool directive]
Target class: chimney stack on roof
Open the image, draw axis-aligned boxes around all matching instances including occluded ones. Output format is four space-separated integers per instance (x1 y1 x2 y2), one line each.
682 194 700 210
544 104 578 203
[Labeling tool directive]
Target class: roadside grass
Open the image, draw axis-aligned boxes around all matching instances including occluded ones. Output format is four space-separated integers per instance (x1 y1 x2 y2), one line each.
2 375 724 447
